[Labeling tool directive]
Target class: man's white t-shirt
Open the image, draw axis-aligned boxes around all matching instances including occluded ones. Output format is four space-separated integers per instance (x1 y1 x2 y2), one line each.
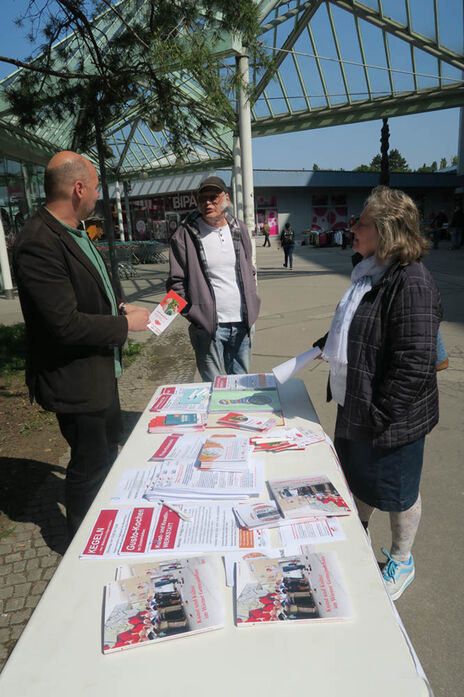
197 217 242 323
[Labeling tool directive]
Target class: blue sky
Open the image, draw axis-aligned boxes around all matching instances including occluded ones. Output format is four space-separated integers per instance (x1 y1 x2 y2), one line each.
0 0 461 171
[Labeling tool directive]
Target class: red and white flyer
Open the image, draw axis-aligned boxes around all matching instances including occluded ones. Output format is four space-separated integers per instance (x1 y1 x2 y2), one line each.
217 412 276 432
80 502 270 559
110 460 264 504
81 508 146 559
147 290 187 336
149 384 211 414
197 434 252 472
212 373 276 391
149 433 205 462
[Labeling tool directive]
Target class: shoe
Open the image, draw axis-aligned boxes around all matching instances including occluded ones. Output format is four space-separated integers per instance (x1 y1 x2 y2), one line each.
381 547 415 601
283 264 287 268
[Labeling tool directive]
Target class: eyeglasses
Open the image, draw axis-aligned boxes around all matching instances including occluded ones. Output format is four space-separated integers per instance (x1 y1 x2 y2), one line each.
198 191 223 204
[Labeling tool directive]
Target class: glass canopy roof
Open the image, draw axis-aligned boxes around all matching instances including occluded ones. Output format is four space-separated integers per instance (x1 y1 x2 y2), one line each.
1 0 463 179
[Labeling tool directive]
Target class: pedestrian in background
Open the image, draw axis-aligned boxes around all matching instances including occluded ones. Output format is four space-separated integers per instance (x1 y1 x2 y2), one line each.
449 204 464 250
262 221 271 247
279 222 295 269
432 208 448 249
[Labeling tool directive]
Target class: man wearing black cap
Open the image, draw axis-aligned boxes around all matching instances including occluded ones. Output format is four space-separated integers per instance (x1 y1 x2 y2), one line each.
167 176 261 381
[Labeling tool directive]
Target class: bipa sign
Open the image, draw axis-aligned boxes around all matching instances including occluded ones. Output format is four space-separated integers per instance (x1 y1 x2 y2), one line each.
169 193 197 210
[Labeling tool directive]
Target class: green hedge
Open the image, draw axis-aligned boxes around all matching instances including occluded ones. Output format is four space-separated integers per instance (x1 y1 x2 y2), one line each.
0 324 143 374
0 324 26 374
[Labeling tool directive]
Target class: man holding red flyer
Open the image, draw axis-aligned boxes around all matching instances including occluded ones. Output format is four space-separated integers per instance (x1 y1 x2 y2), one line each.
13 151 150 539
167 176 260 381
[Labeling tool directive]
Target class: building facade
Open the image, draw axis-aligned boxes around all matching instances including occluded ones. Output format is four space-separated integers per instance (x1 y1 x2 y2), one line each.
108 169 461 242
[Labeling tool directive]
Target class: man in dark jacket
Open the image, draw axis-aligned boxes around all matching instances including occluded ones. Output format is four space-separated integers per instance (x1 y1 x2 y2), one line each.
449 204 464 249
279 222 295 269
13 151 150 538
167 176 260 381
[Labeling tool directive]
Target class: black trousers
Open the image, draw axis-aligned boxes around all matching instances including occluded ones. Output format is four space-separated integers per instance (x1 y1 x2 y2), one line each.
57 384 122 539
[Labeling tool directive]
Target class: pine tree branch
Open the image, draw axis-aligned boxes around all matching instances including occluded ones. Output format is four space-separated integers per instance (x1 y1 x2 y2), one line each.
0 54 97 79
98 0 150 50
56 0 107 76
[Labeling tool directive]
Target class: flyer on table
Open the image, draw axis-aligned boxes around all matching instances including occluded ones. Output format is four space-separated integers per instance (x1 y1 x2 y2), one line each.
213 373 277 391
149 384 211 414
81 502 270 558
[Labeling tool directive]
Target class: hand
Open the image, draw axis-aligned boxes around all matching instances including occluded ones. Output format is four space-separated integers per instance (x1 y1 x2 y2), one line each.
125 305 150 331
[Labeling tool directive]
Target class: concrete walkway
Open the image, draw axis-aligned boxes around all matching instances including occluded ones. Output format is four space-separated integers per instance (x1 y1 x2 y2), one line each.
0 242 462 697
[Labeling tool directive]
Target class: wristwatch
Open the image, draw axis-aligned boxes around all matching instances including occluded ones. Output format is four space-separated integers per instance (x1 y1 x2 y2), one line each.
118 302 127 315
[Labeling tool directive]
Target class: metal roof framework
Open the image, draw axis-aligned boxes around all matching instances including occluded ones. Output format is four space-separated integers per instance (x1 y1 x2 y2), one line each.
0 0 463 178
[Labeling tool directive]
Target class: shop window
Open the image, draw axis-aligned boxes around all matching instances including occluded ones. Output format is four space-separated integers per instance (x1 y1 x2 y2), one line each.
311 194 347 231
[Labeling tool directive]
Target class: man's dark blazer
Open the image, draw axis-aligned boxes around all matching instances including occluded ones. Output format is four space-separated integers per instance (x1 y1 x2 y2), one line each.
13 207 128 413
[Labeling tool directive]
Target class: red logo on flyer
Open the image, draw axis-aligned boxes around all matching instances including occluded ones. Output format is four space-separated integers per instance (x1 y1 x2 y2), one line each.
150 507 181 550
120 508 154 554
83 510 118 555
151 434 179 459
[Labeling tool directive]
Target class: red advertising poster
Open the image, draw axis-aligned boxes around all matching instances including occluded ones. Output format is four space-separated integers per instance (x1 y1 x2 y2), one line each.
150 386 176 412
82 510 118 556
151 433 180 459
120 508 155 555
150 507 181 551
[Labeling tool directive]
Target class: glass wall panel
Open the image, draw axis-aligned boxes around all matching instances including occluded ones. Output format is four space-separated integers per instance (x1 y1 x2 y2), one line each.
0 155 45 244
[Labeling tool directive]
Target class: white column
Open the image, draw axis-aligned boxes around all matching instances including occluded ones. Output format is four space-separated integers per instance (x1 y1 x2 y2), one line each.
237 54 255 236
0 215 14 299
123 181 133 241
232 134 244 219
115 181 125 241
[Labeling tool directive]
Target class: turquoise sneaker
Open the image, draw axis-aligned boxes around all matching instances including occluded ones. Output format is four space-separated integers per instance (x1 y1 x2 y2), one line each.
381 547 415 601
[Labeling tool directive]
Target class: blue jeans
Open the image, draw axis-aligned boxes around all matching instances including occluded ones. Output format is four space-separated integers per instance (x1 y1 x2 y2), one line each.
283 245 294 268
189 322 254 382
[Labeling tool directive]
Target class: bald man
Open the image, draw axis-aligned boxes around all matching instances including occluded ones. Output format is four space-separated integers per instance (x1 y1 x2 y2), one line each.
13 151 150 539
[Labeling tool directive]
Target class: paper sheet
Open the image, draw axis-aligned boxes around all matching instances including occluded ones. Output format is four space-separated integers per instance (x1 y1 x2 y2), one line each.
272 346 322 384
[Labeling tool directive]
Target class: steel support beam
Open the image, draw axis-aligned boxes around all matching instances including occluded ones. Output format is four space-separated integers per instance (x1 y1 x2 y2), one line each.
332 0 464 73
251 85 464 137
253 1 324 103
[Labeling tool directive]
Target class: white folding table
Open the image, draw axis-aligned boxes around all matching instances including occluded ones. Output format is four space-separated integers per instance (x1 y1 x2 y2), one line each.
0 379 430 697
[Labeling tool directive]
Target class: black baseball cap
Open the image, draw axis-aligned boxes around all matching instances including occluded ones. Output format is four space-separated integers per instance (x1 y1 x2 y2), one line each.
197 176 228 194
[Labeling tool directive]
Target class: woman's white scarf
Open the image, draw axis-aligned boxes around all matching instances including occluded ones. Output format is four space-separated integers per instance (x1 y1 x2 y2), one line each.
322 256 387 406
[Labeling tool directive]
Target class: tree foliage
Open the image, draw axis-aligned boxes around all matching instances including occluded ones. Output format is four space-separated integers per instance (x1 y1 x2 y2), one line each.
415 161 437 172
1 1 269 292
3 0 269 157
354 148 410 173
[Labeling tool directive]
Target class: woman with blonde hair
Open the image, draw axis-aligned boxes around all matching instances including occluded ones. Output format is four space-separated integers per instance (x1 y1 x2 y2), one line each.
317 186 441 601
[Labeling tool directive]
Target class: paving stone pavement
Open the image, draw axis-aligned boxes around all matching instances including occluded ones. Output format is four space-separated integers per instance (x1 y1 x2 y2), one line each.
0 320 196 671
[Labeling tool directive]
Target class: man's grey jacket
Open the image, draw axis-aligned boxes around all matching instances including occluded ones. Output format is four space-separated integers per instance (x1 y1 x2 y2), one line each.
167 210 261 337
